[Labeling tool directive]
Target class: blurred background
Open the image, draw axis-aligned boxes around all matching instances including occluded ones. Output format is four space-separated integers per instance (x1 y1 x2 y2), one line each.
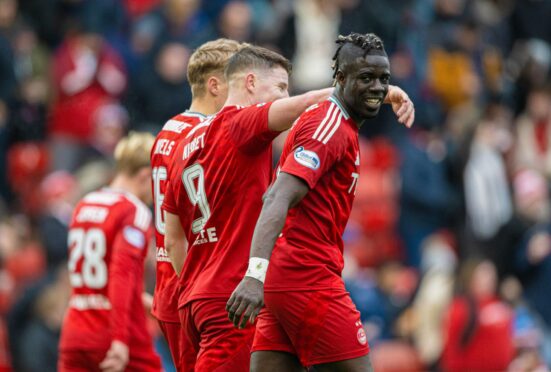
0 0 550 371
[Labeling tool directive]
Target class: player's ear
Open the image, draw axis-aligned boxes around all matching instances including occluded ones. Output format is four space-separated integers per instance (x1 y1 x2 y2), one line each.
244 72 256 93
335 70 346 86
207 76 220 96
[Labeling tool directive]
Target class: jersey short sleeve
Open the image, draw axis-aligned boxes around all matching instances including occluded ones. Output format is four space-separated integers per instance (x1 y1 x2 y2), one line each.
162 178 179 215
280 112 345 189
228 102 278 153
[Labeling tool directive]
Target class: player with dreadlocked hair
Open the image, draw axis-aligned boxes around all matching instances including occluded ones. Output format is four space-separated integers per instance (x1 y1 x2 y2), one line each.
332 33 386 80
228 32 414 372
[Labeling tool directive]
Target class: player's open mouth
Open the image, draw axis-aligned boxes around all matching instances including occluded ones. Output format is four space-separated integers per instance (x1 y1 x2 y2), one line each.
364 98 383 110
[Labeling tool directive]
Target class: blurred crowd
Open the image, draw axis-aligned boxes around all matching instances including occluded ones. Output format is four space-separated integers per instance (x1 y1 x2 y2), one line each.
1 0 551 371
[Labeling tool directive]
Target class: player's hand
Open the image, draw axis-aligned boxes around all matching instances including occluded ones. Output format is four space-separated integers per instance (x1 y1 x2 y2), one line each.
99 340 129 372
385 85 415 128
226 276 264 329
142 292 153 313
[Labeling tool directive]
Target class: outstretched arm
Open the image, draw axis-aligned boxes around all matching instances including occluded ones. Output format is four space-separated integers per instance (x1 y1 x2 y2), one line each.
267 88 334 132
226 173 309 328
385 85 415 128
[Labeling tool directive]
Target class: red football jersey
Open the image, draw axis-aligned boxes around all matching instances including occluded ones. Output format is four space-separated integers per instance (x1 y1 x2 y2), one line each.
60 188 156 355
151 111 206 323
163 103 278 308
264 97 360 291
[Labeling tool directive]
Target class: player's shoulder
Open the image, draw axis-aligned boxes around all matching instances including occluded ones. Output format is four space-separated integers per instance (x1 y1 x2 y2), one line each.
160 111 207 135
118 192 152 231
295 97 352 145
86 188 151 231
81 188 124 207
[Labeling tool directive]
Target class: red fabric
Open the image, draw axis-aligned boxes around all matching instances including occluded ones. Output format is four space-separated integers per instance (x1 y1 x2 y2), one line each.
253 286 369 367
59 348 160 372
179 299 254 372
441 297 515 372
158 320 182 370
0 319 11 372
123 0 161 18
162 103 278 308
265 98 360 291
59 188 159 366
534 120 549 156
49 38 126 142
151 111 205 323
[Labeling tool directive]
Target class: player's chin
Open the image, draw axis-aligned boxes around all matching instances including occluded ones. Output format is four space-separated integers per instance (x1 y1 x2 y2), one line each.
361 106 381 119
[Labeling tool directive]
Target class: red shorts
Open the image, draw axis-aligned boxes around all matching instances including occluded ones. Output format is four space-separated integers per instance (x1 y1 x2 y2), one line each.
179 298 255 372
58 348 161 372
158 320 182 370
252 288 369 367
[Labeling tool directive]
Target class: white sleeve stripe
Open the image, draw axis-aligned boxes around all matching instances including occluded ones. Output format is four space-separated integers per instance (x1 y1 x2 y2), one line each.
321 113 342 144
312 103 336 140
314 106 340 143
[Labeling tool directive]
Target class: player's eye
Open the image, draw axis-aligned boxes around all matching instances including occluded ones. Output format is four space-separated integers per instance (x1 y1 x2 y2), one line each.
380 76 390 84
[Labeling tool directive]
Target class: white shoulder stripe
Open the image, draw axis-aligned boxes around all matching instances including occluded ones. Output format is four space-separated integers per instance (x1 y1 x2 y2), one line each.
321 113 342 144
312 103 336 140
122 192 151 230
163 119 192 134
315 106 340 143
83 192 121 205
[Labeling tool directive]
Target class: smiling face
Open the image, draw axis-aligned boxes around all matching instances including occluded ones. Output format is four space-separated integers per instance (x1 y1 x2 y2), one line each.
337 53 390 121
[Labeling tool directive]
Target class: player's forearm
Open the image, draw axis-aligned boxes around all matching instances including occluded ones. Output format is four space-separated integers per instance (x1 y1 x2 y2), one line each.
164 211 187 275
166 237 186 275
268 87 333 132
249 191 292 261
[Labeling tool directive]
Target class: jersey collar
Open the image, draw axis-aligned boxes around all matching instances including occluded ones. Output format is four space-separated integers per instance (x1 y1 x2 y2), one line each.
329 96 351 120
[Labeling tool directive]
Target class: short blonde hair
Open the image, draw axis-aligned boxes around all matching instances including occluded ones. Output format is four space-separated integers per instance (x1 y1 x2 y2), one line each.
187 38 244 97
114 131 155 175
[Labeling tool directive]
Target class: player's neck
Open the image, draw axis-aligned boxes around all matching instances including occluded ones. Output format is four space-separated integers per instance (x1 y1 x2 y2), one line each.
333 90 363 129
110 175 142 202
189 96 217 116
224 90 254 108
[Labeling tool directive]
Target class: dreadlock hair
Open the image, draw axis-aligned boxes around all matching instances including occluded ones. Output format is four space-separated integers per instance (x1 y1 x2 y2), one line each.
331 33 386 80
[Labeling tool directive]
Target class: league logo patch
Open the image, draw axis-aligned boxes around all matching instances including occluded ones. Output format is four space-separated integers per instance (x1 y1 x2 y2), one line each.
357 327 367 346
124 226 145 249
294 146 320 170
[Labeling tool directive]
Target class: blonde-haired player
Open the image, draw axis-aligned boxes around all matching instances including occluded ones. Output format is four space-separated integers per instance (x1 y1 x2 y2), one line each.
59 132 161 372
150 38 244 370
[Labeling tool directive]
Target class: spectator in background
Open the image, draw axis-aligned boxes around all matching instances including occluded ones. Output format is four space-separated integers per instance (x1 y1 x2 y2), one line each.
441 259 515 371
514 169 551 366
126 42 192 130
8 24 50 144
291 0 340 91
135 0 216 53
463 106 515 267
37 171 79 270
8 266 69 372
49 22 127 171
216 1 252 42
411 231 457 369
397 108 458 268
514 86 551 179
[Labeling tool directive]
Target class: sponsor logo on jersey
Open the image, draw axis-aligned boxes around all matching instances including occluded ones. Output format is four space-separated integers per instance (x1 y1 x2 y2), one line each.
124 226 145 249
156 247 171 262
294 146 320 170
357 327 367 345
